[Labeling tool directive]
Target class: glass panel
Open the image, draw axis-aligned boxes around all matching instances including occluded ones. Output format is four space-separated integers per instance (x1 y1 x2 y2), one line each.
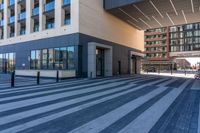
60 47 67 70
67 46 75 70
48 49 54 69
35 50 41 69
42 49 48 69
54 48 60 70
31 50 36 69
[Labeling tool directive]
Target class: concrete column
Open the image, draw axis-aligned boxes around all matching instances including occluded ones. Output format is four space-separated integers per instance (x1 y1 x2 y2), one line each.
3 0 8 39
39 0 45 31
15 0 20 36
55 0 62 28
26 0 33 34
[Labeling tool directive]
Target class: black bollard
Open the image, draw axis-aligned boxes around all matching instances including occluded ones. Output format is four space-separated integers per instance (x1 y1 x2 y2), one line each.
11 71 15 87
56 70 59 82
37 71 40 85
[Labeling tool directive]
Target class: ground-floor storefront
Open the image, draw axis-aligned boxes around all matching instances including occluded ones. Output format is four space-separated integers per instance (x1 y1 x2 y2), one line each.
0 33 143 78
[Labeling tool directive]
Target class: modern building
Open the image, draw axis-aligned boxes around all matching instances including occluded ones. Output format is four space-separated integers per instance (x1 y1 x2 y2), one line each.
0 0 145 78
143 22 200 71
143 27 172 71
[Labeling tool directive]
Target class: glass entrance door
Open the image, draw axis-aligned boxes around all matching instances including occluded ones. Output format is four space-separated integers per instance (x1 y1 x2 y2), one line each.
96 48 104 77
131 55 137 74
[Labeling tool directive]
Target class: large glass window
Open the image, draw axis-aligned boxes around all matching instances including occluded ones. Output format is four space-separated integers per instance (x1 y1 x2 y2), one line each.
0 52 15 73
30 50 41 69
42 49 48 69
48 49 54 69
30 46 75 70
67 46 75 70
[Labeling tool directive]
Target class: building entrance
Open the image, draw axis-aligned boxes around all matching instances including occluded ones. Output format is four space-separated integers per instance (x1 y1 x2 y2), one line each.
96 48 105 77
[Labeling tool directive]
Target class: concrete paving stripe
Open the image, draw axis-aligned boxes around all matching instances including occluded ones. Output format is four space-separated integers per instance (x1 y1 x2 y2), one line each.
0 76 138 94
68 86 168 133
118 79 191 133
0 83 153 133
0 76 152 101
0 81 131 112
191 80 200 90
0 77 142 103
156 78 178 87
0 84 138 126
0 80 113 98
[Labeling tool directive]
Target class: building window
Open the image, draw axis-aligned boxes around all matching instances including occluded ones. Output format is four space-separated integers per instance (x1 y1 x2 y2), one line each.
42 49 48 69
30 50 41 69
30 46 75 70
67 46 75 70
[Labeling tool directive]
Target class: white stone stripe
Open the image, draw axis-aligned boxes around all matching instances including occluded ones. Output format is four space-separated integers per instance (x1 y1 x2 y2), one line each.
0 79 114 100
0 84 136 125
0 81 126 112
0 83 151 133
0 76 138 94
118 79 191 133
0 76 153 102
69 86 168 133
0 79 87 93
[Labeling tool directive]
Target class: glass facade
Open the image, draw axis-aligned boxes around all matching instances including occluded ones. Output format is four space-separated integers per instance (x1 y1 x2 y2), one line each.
170 23 200 52
30 46 75 70
0 52 15 73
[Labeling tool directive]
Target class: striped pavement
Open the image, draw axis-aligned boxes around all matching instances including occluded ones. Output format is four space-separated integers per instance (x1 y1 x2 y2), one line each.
0 75 199 133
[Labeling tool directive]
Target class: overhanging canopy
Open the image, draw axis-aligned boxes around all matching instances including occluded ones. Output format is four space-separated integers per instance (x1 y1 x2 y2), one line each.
104 0 200 30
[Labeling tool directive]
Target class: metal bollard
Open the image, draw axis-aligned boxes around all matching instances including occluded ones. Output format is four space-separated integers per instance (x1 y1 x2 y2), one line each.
37 71 40 85
11 71 15 87
56 70 59 82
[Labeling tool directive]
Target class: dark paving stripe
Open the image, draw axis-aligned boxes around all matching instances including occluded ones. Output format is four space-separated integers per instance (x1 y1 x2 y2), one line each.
149 80 197 133
0 77 145 104
166 78 186 88
0 84 143 131
19 85 159 133
153 78 172 86
0 76 140 95
134 78 160 85
99 87 173 133
0 83 140 117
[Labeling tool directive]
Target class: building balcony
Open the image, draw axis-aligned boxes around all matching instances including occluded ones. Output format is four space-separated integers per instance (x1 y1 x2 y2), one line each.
9 16 15 24
63 0 70 6
144 51 167 54
145 37 167 42
145 32 167 36
0 20 4 27
145 44 167 48
9 0 15 7
18 12 26 21
20 29 26 35
46 23 54 29
44 1 55 12
64 18 70 25
10 32 15 37
32 7 39 16
33 25 39 32
0 3 4 11
148 57 170 61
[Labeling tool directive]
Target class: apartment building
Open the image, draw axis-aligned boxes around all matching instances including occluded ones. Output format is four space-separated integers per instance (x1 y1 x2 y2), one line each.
0 0 144 78
144 23 200 71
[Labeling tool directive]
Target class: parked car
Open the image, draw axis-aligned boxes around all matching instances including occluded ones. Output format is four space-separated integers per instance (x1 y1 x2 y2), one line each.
194 69 200 79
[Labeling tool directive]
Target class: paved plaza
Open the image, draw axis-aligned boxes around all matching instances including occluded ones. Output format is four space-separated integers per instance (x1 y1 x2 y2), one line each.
0 75 199 133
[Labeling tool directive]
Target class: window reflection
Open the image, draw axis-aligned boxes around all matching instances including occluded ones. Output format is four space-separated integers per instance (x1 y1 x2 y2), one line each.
30 46 75 70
